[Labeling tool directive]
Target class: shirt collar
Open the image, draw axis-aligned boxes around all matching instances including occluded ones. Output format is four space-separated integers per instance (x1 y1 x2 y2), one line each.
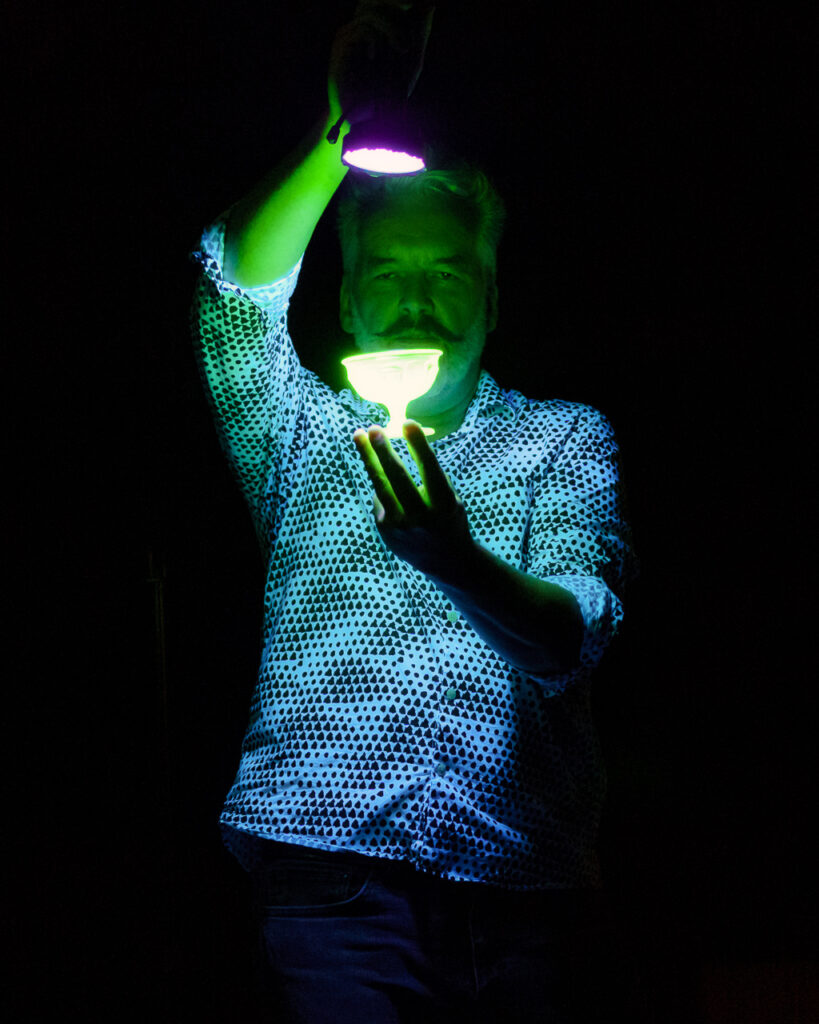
460 369 516 429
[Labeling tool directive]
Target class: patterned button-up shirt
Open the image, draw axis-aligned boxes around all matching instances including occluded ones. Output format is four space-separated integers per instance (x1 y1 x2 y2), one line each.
191 219 635 889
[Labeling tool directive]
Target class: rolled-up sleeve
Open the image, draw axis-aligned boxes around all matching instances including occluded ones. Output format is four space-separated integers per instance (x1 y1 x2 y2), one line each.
189 218 304 516
526 404 636 672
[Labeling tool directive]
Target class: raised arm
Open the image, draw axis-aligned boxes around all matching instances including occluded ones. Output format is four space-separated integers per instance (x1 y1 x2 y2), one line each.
223 1 435 288
222 113 349 288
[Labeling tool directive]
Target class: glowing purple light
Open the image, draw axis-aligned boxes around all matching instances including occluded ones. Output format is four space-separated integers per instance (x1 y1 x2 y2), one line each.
342 147 425 175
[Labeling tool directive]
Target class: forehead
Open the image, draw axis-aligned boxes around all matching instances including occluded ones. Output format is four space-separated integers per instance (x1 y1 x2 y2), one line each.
358 193 479 259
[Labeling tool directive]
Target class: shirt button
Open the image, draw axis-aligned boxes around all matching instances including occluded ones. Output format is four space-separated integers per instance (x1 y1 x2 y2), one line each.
435 763 447 776
445 687 458 701
446 610 459 623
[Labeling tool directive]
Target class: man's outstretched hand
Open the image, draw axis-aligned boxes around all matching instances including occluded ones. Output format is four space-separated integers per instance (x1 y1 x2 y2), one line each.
354 420 584 675
353 420 474 581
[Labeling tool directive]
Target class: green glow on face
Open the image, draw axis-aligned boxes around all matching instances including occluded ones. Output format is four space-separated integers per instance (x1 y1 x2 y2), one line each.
342 147 425 175
341 348 442 437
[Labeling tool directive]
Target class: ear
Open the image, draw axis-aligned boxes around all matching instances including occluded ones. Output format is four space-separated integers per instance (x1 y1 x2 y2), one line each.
339 276 354 334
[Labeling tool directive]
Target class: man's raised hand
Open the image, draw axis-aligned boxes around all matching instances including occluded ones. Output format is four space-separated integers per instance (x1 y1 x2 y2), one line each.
328 2 435 126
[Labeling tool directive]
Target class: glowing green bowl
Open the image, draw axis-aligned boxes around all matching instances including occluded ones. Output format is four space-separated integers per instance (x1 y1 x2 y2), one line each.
341 348 443 438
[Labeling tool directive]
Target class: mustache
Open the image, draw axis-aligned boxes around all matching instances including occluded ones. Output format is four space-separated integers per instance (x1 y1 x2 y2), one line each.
376 318 457 343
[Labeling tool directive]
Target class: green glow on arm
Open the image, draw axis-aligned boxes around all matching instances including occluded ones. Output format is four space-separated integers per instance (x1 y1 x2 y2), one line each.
224 112 350 288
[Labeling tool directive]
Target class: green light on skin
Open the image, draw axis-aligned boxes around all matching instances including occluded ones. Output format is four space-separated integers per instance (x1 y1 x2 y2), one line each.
341 348 442 437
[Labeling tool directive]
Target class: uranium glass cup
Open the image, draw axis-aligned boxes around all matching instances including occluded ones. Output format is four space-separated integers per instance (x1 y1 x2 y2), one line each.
341 348 443 437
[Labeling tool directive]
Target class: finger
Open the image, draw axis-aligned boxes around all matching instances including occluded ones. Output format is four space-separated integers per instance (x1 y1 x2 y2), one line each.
367 425 427 515
353 429 403 520
402 420 456 509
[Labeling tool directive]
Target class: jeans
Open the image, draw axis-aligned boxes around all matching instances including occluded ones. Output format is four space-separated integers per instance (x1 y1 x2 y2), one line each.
250 843 642 1023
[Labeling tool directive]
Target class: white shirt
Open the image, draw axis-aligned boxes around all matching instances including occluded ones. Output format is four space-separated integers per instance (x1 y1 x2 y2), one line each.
190 219 636 889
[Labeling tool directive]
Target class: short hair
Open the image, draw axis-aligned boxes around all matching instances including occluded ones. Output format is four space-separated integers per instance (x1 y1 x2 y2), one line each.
336 163 506 279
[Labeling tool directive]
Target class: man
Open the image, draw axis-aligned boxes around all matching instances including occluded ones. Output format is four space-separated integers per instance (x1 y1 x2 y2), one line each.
191 3 637 1021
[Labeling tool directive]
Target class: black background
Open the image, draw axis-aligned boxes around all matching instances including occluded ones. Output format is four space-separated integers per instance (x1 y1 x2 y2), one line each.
9 1 815 1020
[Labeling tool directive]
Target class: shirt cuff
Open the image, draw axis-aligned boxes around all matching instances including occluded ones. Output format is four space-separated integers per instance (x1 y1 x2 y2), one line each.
545 575 623 671
191 217 303 311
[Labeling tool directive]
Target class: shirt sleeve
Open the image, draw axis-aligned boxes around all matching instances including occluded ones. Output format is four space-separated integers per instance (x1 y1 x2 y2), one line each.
189 217 304 523
525 404 637 673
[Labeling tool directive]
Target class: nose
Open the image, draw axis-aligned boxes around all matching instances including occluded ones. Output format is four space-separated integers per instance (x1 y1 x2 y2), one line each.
399 274 433 317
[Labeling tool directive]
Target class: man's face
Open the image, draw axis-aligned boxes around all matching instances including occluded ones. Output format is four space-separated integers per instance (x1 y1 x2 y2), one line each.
340 193 498 417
